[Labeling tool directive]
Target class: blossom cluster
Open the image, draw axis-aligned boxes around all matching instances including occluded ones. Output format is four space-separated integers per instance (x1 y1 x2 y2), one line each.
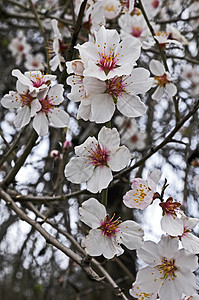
1 1 199 299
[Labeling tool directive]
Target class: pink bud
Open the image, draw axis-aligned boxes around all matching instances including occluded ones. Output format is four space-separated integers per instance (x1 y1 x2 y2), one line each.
63 140 72 149
50 150 61 161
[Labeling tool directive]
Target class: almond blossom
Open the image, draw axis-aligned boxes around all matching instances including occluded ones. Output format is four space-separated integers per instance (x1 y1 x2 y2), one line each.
142 0 161 20
11 69 56 94
75 26 142 80
24 53 45 71
32 84 69 136
130 235 198 300
149 59 177 100
49 19 66 71
115 116 147 151
67 59 152 123
174 216 199 254
159 197 184 236
103 0 121 19
64 126 130 193
123 169 161 209
79 198 144 259
1 81 41 129
8 35 31 65
119 13 151 42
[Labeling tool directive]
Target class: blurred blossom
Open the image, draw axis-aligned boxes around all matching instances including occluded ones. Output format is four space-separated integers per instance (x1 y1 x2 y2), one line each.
24 53 45 71
8 35 31 65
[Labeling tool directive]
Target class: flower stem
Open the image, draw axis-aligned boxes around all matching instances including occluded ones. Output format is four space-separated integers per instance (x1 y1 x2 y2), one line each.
101 188 108 207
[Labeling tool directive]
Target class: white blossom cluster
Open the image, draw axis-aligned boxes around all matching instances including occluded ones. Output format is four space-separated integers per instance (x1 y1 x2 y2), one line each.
1 0 199 299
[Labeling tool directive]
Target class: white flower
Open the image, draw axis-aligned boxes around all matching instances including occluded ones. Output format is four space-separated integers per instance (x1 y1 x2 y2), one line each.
149 59 177 100
84 0 106 33
142 0 161 20
12 69 56 94
75 26 142 80
49 19 66 71
103 0 121 19
67 64 152 123
175 216 199 254
159 197 184 236
119 13 151 42
24 53 45 71
8 35 31 65
79 198 144 259
32 84 70 136
64 126 130 193
131 235 198 300
115 116 147 151
1 81 41 129
123 169 161 210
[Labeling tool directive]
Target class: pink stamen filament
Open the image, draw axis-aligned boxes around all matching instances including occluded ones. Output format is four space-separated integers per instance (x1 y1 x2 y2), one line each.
106 76 126 100
100 214 121 238
40 96 54 114
20 93 34 107
132 27 143 38
86 143 109 167
98 52 119 75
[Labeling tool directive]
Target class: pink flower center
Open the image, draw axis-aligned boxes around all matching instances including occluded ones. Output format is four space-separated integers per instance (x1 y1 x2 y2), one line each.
40 97 54 114
156 257 177 279
17 44 24 52
154 73 169 87
100 214 121 238
132 27 142 38
20 92 34 107
86 142 109 167
32 61 39 68
98 52 119 75
131 134 138 143
152 0 159 9
106 76 126 101
32 78 46 88
159 197 181 216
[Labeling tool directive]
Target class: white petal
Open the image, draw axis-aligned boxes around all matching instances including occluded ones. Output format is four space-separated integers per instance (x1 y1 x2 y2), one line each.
137 241 162 265
48 108 69 128
87 166 113 193
12 69 33 91
181 233 199 254
79 198 106 228
33 112 49 136
77 102 92 121
1 92 21 109
165 82 177 97
98 126 120 152
90 94 115 123
161 214 184 236
175 249 199 272
117 220 144 250
117 94 147 117
152 85 164 100
108 146 130 171
64 157 94 184
30 99 42 117
48 84 64 105
75 136 98 157
149 59 165 76
14 106 31 128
